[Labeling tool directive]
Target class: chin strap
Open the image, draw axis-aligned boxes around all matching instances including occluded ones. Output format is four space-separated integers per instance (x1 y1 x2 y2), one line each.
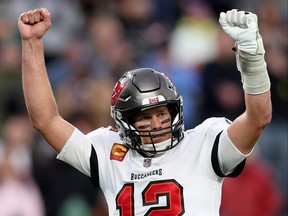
139 139 173 157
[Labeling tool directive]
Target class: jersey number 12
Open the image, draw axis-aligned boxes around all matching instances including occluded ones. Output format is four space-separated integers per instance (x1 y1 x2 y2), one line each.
116 179 185 215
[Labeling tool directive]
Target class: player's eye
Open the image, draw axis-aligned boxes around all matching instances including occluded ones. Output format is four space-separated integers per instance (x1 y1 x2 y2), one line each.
158 112 167 118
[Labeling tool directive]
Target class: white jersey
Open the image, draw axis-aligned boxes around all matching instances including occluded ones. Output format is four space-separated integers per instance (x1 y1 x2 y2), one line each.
57 117 247 216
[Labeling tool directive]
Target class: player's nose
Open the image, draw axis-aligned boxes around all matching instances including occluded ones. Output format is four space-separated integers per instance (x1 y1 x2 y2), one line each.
150 116 162 130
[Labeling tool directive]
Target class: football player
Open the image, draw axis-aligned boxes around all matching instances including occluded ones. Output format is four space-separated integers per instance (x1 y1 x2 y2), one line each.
18 8 271 215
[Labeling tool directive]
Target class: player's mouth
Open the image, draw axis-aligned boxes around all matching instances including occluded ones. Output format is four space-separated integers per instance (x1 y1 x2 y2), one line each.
151 134 168 143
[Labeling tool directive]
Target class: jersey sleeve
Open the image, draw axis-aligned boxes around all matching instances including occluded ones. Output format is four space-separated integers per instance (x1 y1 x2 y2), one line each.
57 126 121 188
57 128 93 177
206 118 252 178
197 117 249 178
211 129 250 177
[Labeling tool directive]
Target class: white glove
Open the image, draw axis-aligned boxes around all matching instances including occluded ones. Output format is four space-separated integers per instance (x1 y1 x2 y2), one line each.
219 9 264 54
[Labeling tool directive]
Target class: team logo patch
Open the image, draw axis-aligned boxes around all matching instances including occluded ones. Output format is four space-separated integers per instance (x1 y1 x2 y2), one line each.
110 143 128 161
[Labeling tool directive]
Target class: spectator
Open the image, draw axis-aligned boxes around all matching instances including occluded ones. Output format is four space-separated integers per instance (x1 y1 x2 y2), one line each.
0 115 45 216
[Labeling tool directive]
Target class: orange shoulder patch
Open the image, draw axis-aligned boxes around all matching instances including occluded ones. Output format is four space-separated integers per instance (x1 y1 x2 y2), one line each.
110 143 128 161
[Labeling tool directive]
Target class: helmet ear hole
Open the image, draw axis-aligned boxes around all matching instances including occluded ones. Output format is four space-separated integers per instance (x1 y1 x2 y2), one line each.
124 111 137 126
168 104 178 122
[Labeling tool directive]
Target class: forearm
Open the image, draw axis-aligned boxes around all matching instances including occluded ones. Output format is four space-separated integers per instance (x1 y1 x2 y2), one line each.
238 49 272 129
228 37 272 153
22 38 59 130
228 90 272 154
228 42 272 153
245 91 272 128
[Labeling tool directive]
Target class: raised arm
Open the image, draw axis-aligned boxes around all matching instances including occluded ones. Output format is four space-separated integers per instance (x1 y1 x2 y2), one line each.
18 8 75 153
219 9 272 154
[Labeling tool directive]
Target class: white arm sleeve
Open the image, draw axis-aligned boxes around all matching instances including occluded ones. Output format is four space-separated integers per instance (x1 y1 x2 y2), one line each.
218 129 253 175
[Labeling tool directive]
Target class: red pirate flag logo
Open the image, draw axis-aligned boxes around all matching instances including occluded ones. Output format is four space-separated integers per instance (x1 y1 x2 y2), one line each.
111 76 129 106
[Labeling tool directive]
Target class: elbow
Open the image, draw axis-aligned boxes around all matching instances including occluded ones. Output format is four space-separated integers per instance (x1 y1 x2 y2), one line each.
260 109 272 129
266 110 272 126
29 115 46 132
250 96 273 130
247 107 272 131
28 112 59 133
264 101 273 127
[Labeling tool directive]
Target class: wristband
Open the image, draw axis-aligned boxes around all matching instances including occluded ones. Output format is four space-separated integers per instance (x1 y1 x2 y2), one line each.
236 49 270 94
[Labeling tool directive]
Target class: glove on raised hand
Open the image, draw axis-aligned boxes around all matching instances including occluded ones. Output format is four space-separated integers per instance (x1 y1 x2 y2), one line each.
219 9 264 54
219 9 270 94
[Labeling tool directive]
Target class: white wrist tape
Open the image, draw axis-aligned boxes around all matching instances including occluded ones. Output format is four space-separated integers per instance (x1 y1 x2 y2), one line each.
235 36 270 94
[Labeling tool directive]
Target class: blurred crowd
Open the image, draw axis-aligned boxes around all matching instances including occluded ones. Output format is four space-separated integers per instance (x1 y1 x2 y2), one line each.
0 0 287 215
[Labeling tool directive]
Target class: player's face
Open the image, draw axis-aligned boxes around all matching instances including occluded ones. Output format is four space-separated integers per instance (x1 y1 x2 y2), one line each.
133 106 172 144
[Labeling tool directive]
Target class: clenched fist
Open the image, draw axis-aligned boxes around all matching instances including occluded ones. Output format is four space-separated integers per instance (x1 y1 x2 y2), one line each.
219 9 264 54
18 8 51 40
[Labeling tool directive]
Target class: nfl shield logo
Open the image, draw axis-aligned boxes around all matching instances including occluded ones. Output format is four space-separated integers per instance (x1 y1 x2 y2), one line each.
143 158 152 168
